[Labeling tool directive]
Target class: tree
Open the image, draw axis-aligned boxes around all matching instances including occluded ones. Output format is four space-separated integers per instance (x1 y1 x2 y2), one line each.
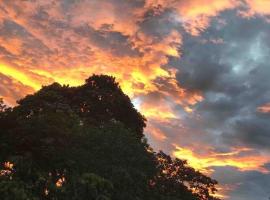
16 75 146 138
0 75 220 200
150 152 220 200
0 98 7 112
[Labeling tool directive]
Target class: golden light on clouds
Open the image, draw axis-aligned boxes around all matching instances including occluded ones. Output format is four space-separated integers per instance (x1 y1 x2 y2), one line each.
146 124 168 141
244 0 270 16
173 145 270 174
257 103 270 113
1 1 270 199
0 63 41 91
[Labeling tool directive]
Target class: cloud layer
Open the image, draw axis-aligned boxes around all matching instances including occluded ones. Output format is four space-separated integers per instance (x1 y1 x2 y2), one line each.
0 1 270 199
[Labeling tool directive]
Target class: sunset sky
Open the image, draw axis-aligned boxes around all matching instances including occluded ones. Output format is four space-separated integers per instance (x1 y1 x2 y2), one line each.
0 0 270 199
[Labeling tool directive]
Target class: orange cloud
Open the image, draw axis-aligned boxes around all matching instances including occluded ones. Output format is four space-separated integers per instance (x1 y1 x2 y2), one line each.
146 0 239 35
140 102 177 121
1 0 201 112
175 0 239 35
0 63 41 91
214 183 241 199
1 4 270 198
0 38 23 55
244 0 270 16
145 124 168 141
173 144 270 174
2 0 261 109
257 103 270 113
0 72 35 106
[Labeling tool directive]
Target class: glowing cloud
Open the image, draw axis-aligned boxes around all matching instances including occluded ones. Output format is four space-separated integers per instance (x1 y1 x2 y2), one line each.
244 0 270 16
0 63 41 91
257 103 270 113
1 1 270 199
173 144 270 174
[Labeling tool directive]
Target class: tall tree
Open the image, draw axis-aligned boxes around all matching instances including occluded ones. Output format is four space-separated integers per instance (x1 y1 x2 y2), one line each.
0 75 220 200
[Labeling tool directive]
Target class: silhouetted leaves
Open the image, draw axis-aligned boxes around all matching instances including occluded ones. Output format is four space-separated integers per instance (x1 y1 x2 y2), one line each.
0 75 220 200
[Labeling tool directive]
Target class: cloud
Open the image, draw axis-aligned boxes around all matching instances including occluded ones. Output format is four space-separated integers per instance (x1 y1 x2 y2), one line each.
223 117 270 149
1 1 270 199
0 0 184 99
145 0 240 35
257 102 270 113
243 0 270 17
212 166 270 200
0 72 34 105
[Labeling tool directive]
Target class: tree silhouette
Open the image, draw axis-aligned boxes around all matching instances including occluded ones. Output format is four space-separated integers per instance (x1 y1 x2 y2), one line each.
0 75 220 200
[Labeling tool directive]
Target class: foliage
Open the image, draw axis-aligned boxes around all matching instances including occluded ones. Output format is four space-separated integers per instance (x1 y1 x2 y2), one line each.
151 152 220 200
0 75 220 200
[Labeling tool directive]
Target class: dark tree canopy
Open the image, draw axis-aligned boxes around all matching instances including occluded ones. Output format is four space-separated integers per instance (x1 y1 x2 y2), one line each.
0 75 221 200
16 75 146 138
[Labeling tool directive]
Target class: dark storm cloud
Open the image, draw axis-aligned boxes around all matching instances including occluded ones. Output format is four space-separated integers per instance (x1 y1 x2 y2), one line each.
139 7 178 40
171 10 270 150
177 10 270 93
212 166 270 200
223 117 270 149
151 12 270 198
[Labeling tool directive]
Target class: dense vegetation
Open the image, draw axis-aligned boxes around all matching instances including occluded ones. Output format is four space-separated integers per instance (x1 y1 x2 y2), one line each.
0 75 220 200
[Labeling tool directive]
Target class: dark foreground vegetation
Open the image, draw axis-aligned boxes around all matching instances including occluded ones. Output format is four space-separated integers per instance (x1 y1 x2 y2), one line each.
0 75 220 200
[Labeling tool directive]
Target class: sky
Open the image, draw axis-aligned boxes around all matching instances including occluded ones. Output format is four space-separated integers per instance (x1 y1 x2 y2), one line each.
0 0 270 199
